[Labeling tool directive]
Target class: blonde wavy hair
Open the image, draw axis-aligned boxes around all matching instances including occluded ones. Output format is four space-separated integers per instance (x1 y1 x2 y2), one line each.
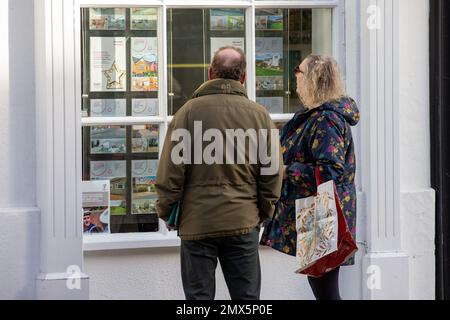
297 55 346 109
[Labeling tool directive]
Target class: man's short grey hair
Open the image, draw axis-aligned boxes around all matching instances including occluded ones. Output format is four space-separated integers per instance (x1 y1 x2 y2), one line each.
210 46 247 81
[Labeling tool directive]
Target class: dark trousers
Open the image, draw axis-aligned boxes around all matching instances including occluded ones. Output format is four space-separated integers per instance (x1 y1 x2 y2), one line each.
307 267 341 300
180 228 261 300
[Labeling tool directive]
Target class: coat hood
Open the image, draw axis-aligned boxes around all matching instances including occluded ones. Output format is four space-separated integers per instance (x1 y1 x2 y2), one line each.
192 79 248 99
320 97 360 126
281 96 359 141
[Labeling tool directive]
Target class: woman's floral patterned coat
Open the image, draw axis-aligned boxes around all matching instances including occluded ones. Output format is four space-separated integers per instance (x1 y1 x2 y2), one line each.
260 97 360 266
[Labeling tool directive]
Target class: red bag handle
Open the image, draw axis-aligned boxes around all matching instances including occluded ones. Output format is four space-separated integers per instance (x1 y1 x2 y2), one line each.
315 166 321 186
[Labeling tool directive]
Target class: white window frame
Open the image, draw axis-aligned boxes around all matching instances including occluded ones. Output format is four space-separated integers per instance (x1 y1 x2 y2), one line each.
75 0 344 251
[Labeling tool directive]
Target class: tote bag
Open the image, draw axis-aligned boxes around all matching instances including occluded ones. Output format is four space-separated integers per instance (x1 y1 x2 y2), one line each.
295 168 357 277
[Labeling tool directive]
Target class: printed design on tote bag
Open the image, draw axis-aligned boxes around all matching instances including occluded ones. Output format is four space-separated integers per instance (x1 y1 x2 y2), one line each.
295 180 338 272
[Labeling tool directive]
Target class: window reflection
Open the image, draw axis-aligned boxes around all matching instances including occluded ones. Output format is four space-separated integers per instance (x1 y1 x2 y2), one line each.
255 8 332 114
167 8 246 115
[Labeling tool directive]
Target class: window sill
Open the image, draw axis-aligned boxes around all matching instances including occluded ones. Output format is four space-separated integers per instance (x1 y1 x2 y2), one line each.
83 219 180 251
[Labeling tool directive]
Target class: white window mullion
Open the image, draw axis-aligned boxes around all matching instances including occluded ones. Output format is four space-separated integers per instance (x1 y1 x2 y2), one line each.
77 0 163 8
270 113 295 123
160 4 169 159
82 116 166 126
246 4 256 102
164 0 251 8
332 0 345 73
253 1 339 9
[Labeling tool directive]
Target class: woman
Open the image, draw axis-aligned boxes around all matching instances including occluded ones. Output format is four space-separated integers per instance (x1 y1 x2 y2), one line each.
260 54 359 300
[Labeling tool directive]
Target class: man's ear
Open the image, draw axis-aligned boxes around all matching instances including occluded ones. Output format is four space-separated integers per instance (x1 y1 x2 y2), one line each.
208 67 214 81
240 71 246 85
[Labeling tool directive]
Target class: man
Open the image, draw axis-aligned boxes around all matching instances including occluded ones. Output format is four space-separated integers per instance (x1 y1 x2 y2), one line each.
156 46 283 300
83 211 101 234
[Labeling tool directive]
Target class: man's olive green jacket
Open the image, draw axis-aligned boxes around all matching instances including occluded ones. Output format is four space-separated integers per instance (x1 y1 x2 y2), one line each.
156 78 283 240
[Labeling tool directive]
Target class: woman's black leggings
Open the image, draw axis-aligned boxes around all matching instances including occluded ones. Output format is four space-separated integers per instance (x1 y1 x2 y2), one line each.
307 267 341 300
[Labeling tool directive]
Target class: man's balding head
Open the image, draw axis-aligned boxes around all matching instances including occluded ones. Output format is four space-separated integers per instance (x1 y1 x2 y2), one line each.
209 46 246 84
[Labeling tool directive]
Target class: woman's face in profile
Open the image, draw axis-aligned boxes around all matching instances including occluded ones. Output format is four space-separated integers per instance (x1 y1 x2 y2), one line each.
296 59 307 97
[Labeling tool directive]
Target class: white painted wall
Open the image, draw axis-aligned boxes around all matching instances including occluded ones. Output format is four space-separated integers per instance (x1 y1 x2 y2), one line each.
0 0 41 299
85 200 367 300
399 0 431 191
400 191 435 300
85 244 366 300
0 208 40 299
398 0 435 300
0 0 36 207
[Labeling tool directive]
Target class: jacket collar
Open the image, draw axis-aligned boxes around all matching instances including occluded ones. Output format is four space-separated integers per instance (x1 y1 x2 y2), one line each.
192 79 248 99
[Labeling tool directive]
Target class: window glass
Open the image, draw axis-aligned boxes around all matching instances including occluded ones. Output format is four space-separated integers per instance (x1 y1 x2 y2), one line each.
255 8 332 114
81 8 160 234
80 5 335 235
82 124 160 233
167 8 246 115
81 8 159 118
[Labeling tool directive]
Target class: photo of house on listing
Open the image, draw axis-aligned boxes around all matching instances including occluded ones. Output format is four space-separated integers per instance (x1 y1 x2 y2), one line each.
131 38 158 91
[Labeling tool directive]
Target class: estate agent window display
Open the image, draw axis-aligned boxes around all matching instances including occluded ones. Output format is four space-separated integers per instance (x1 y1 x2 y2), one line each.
80 5 333 235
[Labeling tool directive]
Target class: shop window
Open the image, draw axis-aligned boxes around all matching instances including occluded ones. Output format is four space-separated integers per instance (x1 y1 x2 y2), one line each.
80 4 335 236
82 124 160 233
81 8 160 234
